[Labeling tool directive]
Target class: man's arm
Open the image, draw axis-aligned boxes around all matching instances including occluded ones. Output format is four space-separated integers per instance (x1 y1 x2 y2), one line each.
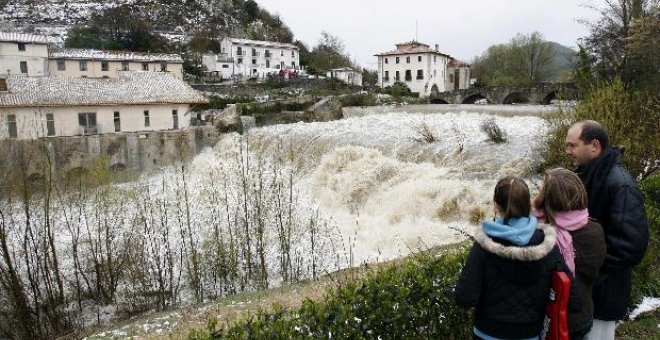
602 169 649 273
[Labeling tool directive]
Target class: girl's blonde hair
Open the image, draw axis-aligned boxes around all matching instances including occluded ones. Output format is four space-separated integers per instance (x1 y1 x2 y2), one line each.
533 168 588 223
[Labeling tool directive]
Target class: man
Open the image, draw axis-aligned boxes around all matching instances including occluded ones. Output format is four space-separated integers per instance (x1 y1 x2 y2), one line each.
565 120 649 339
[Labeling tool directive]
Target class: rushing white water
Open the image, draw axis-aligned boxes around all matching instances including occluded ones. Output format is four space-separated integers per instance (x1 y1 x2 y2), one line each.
243 108 549 265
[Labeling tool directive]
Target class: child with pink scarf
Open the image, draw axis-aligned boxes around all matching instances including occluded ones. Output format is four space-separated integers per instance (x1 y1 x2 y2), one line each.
533 168 606 340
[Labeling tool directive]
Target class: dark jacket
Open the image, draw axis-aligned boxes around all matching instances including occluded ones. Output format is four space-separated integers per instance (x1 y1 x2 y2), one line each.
568 219 606 337
577 147 649 320
454 224 569 339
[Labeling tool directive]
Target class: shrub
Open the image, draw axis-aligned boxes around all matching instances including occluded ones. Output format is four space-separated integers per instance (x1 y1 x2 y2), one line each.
189 248 472 339
411 121 438 144
631 175 660 303
480 118 508 143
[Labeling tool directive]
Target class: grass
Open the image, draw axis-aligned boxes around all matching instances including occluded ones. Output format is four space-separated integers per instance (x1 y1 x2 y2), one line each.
616 309 660 339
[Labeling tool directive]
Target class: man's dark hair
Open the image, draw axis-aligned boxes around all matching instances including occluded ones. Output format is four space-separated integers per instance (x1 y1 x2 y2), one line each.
578 120 610 149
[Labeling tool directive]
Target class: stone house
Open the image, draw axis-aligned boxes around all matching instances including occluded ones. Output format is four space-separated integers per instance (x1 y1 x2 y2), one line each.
0 32 52 77
0 72 207 140
48 48 184 79
327 67 363 86
202 37 300 79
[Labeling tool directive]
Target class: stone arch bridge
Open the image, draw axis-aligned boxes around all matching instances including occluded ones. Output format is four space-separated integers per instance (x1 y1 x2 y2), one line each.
430 83 578 104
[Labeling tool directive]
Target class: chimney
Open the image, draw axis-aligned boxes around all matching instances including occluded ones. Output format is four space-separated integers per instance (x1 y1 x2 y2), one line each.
435 44 439 51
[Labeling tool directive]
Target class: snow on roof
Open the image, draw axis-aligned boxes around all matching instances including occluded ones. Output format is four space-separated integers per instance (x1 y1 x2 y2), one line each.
375 41 451 58
0 31 54 44
0 72 208 107
226 37 298 50
50 48 183 63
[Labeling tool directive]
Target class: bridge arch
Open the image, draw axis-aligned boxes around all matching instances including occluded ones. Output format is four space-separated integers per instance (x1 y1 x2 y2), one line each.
502 92 530 104
542 91 557 105
463 94 490 104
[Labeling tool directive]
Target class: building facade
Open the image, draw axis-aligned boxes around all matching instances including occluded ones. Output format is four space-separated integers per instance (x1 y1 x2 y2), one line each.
0 72 207 140
446 58 471 91
0 32 51 77
48 48 184 79
375 41 451 97
202 37 300 79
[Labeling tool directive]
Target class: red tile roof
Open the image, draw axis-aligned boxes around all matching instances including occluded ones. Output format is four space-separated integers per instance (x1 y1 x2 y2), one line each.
375 41 451 58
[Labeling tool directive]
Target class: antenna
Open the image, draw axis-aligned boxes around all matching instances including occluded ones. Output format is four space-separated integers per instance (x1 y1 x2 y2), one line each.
415 20 418 42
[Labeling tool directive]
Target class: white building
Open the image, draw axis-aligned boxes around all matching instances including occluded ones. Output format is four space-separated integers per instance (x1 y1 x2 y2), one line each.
49 48 184 79
202 37 300 80
0 72 207 140
375 41 451 97
0 32 52 77
446 58 471 91
327 67 363 86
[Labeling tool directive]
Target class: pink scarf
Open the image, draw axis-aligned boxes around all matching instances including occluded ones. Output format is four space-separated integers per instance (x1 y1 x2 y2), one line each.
534 208 589 274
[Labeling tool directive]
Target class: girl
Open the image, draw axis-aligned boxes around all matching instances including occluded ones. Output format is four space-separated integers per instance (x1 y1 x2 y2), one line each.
455 176 567 340
533 168 606 340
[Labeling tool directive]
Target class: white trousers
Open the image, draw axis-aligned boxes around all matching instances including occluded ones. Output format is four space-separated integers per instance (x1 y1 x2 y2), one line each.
585 319 616 340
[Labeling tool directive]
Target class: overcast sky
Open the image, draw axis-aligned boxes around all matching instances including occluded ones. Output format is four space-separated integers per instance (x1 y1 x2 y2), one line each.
255 0 605 69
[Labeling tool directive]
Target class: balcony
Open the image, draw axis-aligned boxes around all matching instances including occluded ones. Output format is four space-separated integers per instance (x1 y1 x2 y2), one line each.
79 124 100 135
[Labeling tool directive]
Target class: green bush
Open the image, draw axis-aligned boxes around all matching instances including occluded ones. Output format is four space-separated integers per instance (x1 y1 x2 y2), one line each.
631 175 660 304
539 80 659 179
189 248 472 339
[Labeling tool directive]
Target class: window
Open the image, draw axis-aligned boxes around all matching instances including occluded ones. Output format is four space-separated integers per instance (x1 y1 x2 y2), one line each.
281 50 284 56
46 114 55 136
78 112 97 135
395 57 400 64
449 74 454 83
236 47 243 56
79 60 88 71
291 50 295 57
395 71 400 81
252 59 257 65
418 56 422 62
434 56 437 62
222 64 229 68
385 58 388 64
102 61 109 71
265 49 271 57
57 60 65 71
20 61 27 74
416 70 423 80
7 114 17 138
384 71 389 81
266 60 270 68
172 110 178 129
434 70 437 78
291 61 295 68
113 111 120 132
406 56 410 63
237 58 243 64
17 43 26 51
405 70 412 81
160 62 167 72
121 62 129 71
252 48 257 56
142 63 149 71
144 110 150 127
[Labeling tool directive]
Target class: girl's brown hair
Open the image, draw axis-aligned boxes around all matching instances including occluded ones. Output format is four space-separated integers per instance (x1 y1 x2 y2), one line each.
533 168 588 222
493 176 531 222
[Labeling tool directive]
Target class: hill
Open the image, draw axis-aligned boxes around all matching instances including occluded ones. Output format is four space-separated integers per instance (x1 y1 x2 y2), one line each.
0 0 294 45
